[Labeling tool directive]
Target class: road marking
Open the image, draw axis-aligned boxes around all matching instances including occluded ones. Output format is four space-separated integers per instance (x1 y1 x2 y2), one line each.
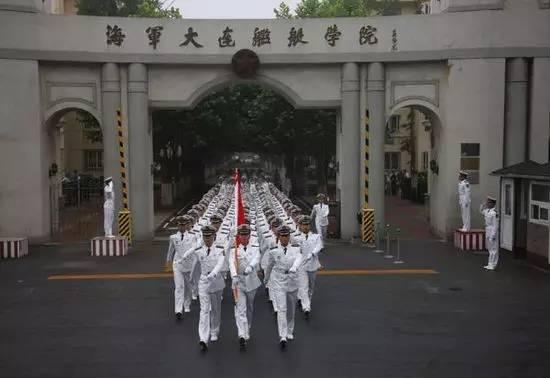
48 269 438 281
318 269 438 276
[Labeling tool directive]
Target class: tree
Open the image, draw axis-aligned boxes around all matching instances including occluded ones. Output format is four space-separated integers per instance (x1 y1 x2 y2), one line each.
274 0 402 18
76 0 181 18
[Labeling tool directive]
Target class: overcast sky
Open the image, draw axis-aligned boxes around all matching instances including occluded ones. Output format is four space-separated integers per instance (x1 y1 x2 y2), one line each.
171 0 302 19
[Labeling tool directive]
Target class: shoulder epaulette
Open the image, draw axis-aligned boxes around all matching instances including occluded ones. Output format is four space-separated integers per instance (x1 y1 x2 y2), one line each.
252 244 259 247
194 246 202 251
216 245 224 249
291 244 300 247
270 246 278 250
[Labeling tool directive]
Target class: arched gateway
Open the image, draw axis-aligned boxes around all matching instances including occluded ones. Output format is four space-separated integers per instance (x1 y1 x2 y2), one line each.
1 0 549 241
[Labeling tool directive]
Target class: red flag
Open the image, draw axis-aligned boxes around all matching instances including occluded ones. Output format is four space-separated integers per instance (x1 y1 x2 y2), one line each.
234 168 245 229
232 168 245 301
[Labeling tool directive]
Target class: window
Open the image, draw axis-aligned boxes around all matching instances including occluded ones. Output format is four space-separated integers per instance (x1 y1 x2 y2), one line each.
84 150 103 170
504 184 512 216
385 152 400 170
529 182 550 225
460 143 480 184
385 116 400 145
422 151 429 171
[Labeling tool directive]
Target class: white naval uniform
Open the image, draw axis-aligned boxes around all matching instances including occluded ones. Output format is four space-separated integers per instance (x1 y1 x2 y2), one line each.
294 231 323 312
311 203 330 240
167 231 197 313
229 243 262 340
480 205 499 269
458 179 472 231
184 244 225 343
265 243 303 340
103 182 115 237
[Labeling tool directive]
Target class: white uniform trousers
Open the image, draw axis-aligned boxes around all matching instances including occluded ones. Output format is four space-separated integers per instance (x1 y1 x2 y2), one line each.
234 288 257 339
297 269 310 311
173 265 192 313
460 202 471 231
273 288 298 339
316 220 328 240
198 280 223 343
191 263 200 298
104 205 114 237
486 236 499 269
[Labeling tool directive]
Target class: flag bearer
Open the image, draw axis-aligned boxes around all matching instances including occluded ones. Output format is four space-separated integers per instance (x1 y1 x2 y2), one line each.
229 224 262 349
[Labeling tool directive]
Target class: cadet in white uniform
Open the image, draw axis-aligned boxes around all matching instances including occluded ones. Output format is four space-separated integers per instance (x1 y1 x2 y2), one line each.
311 193 330 240
182 225 226 352
166 216 197 319
295 215 323 319
480 196 499 270
229 224 262 349
458 171 472 231
264 225 303 349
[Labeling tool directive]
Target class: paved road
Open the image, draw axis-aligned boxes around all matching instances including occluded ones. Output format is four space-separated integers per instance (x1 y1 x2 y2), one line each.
1 240 549 378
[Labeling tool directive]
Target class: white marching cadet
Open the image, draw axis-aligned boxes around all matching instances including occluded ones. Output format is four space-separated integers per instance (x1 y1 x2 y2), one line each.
264 225 303 349
229 224 261 350
166 216 197 319
311 193 330 240
103 177 115 237
480 196 499 270
183 225 226 352
295 215 323 319
458 171 472 231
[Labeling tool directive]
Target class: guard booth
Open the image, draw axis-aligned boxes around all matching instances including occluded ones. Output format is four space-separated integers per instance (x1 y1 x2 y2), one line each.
491 161 550 268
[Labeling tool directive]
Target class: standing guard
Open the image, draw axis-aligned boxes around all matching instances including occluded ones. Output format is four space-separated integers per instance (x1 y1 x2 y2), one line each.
458 171 472 231
480 196 499 270
311 193 330 240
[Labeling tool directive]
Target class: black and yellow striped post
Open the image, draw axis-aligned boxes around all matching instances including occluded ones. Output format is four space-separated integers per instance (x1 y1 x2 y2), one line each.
116 108 132 244
362 109 375 245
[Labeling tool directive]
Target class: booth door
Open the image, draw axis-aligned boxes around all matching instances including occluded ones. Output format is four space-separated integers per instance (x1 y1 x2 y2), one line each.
500 178 514 251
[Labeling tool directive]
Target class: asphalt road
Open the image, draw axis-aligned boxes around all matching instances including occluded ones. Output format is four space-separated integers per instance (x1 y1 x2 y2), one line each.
1 239 549 378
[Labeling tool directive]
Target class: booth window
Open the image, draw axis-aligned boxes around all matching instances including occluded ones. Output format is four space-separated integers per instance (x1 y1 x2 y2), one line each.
529 182 550 225
460 143 480 184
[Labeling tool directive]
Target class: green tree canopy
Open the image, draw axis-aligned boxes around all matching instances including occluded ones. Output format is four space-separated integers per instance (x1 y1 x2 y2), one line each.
76 0 181 18
274 0 403 18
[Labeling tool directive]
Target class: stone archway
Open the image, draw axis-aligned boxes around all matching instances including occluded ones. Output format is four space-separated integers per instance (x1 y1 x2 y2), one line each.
385 100 444 237
44 105 104 241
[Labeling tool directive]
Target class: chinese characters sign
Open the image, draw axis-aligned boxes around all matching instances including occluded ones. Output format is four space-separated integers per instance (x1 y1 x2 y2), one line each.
105 24 395 51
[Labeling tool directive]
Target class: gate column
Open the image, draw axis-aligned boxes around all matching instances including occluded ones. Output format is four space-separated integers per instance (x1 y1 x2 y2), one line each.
340 63 361 239
101 63 122 219
128 63 154 240
367 62 386 227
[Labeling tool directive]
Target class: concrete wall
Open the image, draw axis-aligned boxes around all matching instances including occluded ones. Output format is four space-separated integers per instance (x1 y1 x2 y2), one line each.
529 58 550 163
443 58 505 236
0 59 48 240
526 223 549 263
149 65 341 109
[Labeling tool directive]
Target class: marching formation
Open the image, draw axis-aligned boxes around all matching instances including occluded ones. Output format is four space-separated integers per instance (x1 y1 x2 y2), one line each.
165 172 325 351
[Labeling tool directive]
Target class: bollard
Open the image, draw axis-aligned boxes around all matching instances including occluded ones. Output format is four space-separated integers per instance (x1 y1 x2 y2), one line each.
384 224 394 259
393 228 404 264
374 221 384 253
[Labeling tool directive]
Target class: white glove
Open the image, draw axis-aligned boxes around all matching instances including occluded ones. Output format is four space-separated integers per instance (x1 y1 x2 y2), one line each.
231 276 239 288
244 266 253 275
305 253 313 261
206 272 216 281
289 267 297 274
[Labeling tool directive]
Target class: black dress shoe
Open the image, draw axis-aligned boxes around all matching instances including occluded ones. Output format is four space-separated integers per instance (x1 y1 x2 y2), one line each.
199 341 208 352
279 339 287 350
175 312 183 321
304 311 310 320
239 337 247 350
